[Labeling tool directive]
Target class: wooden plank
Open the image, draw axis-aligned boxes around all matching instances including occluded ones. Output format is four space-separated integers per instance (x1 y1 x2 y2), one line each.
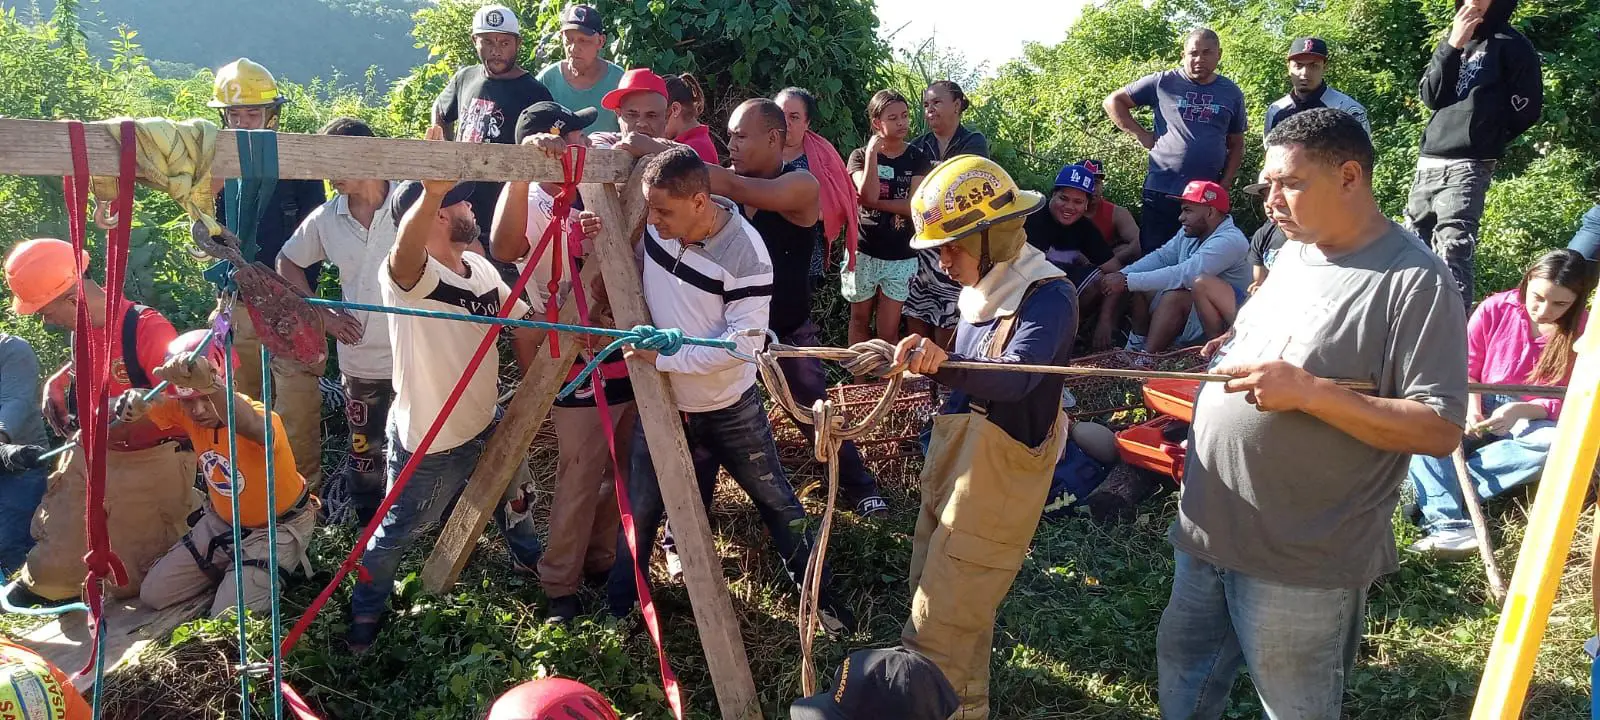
581 177 763 720
21 595 209 692
420 271 587 593
0 118 635 183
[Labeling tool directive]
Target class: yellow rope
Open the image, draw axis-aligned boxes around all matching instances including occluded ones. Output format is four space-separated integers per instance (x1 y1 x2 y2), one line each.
87 117 221 235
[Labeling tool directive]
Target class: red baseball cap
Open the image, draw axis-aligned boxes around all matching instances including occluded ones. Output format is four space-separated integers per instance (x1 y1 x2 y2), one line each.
1174 180 1230 213
601 68 668 111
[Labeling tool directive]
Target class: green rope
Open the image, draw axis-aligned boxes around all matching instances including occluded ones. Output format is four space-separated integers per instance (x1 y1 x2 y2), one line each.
304 298 754 399
223 330 252 720
260 345 284 720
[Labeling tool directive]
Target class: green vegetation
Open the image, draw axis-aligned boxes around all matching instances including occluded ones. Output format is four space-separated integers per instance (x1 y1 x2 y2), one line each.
1 0 1597 718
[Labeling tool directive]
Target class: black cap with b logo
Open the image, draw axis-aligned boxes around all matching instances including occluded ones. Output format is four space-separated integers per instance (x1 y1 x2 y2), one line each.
789 646 958 720
514 101 599 144
1288 37 1329 61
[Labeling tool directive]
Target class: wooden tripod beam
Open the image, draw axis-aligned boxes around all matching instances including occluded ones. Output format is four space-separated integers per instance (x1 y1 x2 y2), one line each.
0 118 635 183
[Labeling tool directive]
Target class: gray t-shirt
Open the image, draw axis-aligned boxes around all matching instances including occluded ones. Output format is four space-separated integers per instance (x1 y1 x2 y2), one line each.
1124 70 1247 195
1172 223 1468 588
0 334 48 448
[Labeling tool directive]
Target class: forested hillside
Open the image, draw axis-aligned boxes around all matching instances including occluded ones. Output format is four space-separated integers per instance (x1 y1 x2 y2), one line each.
12 0 429 88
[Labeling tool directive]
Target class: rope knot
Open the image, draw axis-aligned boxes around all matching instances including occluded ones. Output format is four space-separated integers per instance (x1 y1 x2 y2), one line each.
841 339 905 379
630 325 686 356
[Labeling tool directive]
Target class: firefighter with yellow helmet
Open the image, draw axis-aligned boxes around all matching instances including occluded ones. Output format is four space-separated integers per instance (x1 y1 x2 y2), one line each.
205 58 330 494
889 155 1078 719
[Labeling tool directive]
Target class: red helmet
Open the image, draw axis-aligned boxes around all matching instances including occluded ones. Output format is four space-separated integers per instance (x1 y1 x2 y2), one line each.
163 328 239 399
487 678 618 720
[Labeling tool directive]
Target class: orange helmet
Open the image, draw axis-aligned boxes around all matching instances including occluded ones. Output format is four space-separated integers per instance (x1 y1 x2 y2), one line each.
487 678 618 720
4 238 89 315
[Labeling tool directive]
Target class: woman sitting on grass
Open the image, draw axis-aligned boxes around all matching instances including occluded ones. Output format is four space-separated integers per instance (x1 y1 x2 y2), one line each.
1408 248 1595 555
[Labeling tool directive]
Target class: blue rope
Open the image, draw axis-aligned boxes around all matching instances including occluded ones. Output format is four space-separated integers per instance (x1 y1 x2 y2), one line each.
260 345 284 720
223 330 252 720
303 298 756 399
90 617 106 719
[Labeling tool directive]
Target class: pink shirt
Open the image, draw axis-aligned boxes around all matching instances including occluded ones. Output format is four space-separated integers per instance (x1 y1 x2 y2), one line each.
1468 290 1584 419
675 124 719 163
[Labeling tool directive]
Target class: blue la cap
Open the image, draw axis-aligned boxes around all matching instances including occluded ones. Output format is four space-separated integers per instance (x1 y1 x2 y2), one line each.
1052 164 1097 196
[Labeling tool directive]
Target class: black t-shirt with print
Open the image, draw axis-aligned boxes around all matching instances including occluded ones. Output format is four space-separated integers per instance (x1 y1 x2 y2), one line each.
1249 220 1288 270
434 65 553 247
847 144 931 261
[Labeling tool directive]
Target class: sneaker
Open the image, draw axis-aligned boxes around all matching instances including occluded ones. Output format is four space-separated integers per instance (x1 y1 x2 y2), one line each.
345 614 386 654
815 595 857 635
1124 333 1147 353
1407 527 1480 557
545 594 583 625
664 548 684 583
1061 387 1078 410
2 583 57 610
851 495 889 518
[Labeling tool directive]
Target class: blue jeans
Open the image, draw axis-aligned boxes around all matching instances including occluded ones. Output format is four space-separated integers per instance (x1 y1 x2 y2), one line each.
350 420 543 618
608 386 822 615
1141 189 1184 255
1404 159 1495 307
1157 550 1365 720
0 465 48 575
1409 410 1555 535
1568 204 1600 262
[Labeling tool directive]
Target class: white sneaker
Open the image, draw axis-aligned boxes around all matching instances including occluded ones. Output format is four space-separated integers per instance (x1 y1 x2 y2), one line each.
665 548 684 582
1061 387 1077 409
1407 528 1480 557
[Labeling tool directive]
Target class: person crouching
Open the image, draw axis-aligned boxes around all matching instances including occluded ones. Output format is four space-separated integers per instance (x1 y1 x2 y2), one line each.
117 330 314 617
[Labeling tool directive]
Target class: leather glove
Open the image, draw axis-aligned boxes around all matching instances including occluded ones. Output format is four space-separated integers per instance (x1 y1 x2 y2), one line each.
154 356 222 395
112 388 151 425
0 444 45 473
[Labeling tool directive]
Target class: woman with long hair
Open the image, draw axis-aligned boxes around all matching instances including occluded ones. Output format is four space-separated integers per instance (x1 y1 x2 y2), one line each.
663 72 717 162
1408 248 1596 555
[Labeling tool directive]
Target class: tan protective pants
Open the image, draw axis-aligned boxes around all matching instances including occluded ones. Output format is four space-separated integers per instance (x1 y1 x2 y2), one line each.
21 442 198 601
539 402 636 598
215 303 327 493
903 410 1067 720
140 503 315 617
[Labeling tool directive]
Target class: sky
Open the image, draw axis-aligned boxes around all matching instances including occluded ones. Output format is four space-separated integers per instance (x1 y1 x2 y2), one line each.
874 0 1092 74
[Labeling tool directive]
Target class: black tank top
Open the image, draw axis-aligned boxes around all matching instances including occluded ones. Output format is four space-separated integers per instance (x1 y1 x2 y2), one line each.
741 169 818 336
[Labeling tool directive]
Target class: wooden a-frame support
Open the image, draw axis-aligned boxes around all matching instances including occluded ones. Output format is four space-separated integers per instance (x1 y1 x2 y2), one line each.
0 118 762 720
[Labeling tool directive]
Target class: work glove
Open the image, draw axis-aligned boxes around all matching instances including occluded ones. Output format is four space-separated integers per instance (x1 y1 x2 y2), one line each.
154 355 222 395
0 444 45 473
112 388 151 425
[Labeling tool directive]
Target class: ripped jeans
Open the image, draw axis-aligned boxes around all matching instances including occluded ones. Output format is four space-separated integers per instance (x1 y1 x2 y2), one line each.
607 386 821 615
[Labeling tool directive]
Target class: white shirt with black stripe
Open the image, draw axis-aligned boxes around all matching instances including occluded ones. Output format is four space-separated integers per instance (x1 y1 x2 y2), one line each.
380 251 529 453
640 196 772 413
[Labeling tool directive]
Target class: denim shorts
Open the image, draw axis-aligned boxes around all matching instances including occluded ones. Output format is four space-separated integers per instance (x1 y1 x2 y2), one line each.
840 253 917 303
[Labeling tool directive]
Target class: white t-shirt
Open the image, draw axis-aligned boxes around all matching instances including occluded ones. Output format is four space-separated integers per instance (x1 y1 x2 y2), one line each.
279 188 399 380
379 251 529 453
510 183 588 308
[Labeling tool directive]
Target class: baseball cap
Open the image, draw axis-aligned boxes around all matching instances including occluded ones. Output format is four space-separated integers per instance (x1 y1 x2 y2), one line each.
560 5 604 35
390 180 477 225
1243 169 1270 197
1288 37 1328 61
515 101 599 143
1174 180 1230 213
1052 164 1097 197
473 4 521 36
601 68 670 111
789 647 958 720
1078 158 1106 178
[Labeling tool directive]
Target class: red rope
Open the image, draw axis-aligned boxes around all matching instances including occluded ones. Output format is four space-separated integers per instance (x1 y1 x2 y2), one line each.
538 146 585 357
65 121 136 677
566 230 685 719
281 155 593 667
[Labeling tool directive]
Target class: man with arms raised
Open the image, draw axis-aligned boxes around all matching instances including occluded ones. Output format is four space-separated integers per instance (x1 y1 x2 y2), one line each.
707 98 888 515
1158 108 1467 719
344 180 545 653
